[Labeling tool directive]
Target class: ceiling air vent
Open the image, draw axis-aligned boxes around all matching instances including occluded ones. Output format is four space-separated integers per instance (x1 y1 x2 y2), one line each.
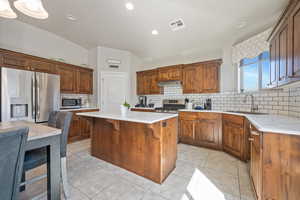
169 18 185 31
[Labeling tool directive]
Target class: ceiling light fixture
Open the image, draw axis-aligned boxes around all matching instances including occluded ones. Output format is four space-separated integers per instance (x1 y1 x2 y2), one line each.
125 2 134 10
14 0 48 19
0 0 17 18
152 30 159 35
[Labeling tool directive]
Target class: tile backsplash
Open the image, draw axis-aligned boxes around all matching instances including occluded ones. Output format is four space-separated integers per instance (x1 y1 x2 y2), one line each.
145 85 300 118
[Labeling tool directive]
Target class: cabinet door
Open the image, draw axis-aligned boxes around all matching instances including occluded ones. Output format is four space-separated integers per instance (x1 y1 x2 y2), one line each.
78 68 93 94
288 3 300 80
278 23 289 85
68 115 81 142
179 119 195 144
182 64 203 93
223 121 244 158
249 129 262 200
149 70 160 94
269 38 278 88
136 72 144 95
202 63 219 93
29 59 56 74
80 117 92 138
0 53 29 70
194 119 220 149
57 64 77 93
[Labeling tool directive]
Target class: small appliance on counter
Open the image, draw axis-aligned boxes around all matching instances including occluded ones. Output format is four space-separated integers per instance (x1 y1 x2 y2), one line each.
185 98 193 110
204 98 212 110
135 96 147 107
61 98 82 109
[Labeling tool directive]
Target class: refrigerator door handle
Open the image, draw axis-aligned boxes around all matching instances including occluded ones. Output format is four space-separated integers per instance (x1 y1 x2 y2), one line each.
36 76 40 119
31 74 36 120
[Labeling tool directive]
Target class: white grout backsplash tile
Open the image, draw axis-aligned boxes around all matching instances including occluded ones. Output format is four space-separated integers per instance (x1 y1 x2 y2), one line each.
144 85 300 118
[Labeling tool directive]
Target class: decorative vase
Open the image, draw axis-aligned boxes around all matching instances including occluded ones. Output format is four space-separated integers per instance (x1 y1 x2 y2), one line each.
120 105 128 116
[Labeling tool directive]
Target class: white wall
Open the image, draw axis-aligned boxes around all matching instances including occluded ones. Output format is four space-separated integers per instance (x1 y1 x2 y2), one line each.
95 46 141 107
0 20 88 66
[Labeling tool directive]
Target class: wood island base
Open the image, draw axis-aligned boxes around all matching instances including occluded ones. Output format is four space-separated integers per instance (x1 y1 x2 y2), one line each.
90 117 178 184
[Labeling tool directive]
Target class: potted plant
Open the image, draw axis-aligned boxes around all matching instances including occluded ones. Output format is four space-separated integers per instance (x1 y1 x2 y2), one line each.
120 101 130 116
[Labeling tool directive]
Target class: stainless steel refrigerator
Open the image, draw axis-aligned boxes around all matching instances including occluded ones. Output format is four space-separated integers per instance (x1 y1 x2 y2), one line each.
1 67 60 123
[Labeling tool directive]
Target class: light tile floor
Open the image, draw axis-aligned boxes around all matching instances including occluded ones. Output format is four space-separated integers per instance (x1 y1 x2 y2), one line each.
20 139 255 200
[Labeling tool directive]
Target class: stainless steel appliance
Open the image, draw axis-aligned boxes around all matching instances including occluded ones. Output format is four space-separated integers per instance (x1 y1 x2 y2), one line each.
1 68 60 123
61 98 82 109
155 99 185 113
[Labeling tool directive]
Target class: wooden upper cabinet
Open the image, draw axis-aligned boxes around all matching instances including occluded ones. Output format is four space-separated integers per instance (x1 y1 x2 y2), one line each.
269 38 278 88
202 62 220 93
288 2 300 80
56 64 77 93
158 65 182 81
0 52 29 70
136 70 160 95
78 68 93 94
29 59 56 74
278 22 289 85
182 64 203 93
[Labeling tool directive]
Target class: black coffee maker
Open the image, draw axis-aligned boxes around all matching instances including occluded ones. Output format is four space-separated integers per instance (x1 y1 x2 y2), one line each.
135 96 147 107
204 98 212 110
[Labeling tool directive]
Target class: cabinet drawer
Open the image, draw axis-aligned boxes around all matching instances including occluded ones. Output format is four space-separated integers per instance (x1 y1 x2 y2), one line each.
179 112 198 120
197 112 220 120
223 114 244 126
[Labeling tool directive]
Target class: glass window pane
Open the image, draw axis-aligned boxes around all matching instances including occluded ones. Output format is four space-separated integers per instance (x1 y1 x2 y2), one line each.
260 51 270 60
242 63 259 91
241 56 259 66
261 59 270 88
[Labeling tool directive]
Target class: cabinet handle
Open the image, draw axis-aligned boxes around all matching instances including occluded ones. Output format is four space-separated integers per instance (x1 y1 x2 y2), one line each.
251 130 260 136
248 138 254 142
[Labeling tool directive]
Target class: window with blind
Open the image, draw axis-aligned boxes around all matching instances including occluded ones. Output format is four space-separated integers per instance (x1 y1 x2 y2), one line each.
239 51 270 92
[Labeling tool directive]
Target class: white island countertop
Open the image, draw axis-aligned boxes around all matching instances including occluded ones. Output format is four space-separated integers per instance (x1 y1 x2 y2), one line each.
180 109 300 136
77 111 178 124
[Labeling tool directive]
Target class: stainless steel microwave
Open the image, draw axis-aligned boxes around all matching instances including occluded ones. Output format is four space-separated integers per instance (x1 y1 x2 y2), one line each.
61 98 82 109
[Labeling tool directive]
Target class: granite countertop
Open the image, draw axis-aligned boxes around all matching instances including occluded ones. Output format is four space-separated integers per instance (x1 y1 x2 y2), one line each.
60 107 99 112
179 109 300 136
77 111 178 124
0 120 61 140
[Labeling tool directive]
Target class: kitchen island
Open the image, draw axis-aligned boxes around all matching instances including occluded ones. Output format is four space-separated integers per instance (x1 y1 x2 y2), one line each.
77 111 178 183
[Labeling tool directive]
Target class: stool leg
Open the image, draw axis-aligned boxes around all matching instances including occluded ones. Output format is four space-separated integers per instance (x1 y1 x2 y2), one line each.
20 171 26 192
61 157 70 199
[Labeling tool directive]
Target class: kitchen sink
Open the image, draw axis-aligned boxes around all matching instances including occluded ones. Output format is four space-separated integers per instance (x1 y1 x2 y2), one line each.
226 111 268 115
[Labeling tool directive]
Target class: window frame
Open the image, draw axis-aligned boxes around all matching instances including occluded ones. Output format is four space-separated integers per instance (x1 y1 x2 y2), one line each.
239 51 270 93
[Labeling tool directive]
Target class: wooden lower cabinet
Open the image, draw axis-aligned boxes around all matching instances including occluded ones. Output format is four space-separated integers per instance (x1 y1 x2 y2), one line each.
91 117 178 183
222 114 249 161
131 108 156 112
68 109 99 143
249 124 300 200
179 112 222 150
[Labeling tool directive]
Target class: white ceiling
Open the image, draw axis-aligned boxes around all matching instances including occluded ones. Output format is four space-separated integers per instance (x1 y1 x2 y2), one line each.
8 0 288 60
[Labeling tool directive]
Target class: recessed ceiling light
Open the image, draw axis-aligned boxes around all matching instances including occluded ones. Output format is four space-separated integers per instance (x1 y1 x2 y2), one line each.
236 21 247 29
66 14 77 21
152 30 158 35
125 2 134 10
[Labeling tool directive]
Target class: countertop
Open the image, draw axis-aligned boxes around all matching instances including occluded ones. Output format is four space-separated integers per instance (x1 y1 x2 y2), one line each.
60 107 99 112
179 109 300 136
77 111 178 124
0 120 61 140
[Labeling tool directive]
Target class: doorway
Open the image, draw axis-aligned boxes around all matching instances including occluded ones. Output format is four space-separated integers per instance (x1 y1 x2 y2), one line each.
100 72 129 113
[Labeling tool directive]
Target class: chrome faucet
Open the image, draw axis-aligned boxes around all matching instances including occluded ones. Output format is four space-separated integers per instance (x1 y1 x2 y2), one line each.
243 94 259 113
